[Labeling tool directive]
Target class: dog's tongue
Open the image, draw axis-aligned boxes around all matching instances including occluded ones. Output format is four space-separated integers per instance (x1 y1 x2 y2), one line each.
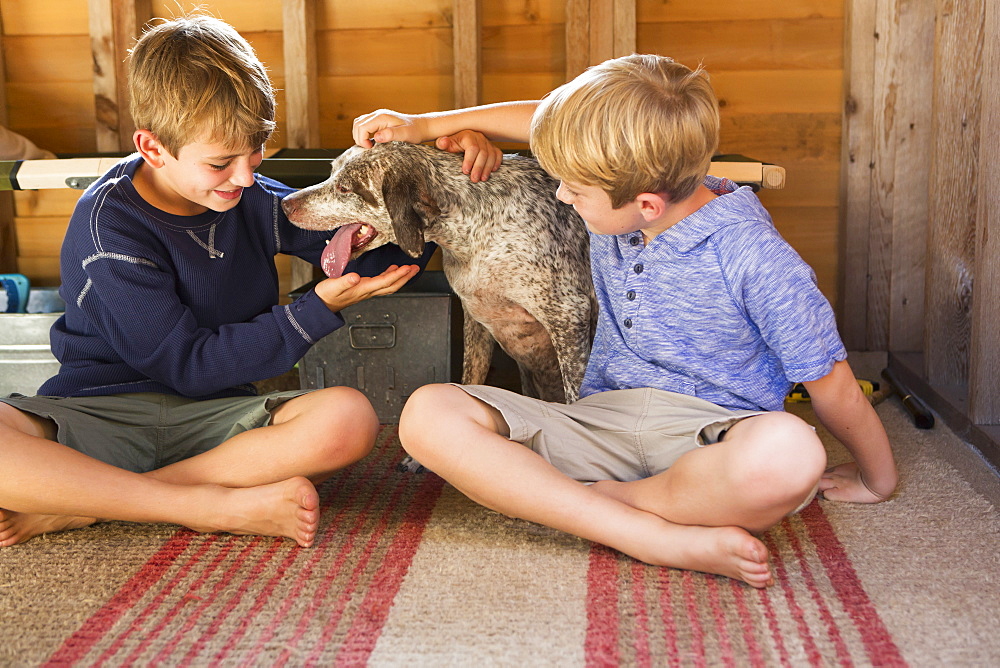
321 223 363 278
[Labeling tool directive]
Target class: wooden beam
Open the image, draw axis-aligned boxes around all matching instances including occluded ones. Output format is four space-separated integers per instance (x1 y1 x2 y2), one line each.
925 0 984 388
589 0 614 63
282 0 320 149
565 0 635 81
837 0 876 349
281 0 321 293
864 0 899 351
970 0 999 424
612 0 635 57
112 1 150 150
0 13 16 273
453 0 481 108
565 0 590 80
886 0 933 354
88 0 149 152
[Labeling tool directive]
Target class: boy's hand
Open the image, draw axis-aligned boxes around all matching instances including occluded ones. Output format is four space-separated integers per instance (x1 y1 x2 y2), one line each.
435 130 503 182
314 264 420 313
819 462 892 503
353 109 427 148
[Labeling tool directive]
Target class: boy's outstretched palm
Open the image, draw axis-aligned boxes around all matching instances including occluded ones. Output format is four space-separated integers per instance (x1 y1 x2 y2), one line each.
314 264 420 313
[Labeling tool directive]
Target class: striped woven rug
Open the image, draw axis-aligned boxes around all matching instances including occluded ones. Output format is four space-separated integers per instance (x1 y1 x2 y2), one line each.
30 425 909 666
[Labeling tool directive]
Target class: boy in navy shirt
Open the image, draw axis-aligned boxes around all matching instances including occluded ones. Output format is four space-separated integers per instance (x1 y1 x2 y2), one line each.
0 14 437 547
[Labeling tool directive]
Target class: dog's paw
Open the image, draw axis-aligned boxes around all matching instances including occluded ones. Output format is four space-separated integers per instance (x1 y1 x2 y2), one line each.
396 455 427 474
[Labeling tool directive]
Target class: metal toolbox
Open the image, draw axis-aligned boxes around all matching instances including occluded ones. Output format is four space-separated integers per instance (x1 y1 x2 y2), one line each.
0 313 62 397
297 271 463 423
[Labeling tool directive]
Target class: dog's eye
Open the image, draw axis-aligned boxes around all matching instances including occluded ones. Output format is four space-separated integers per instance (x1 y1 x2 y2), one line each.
337 184 351 194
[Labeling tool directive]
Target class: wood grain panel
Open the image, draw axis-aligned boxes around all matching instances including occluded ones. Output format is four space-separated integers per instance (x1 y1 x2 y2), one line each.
710 70 841 115
838 0 876 349
925 0 984 387
969 0 999 424
1 35 92 82
886 0 934 353
13 190 83 218
453 0 482 108
482 24 564 73
315 29 451 77
637 0 843 22
149 0 282 32
0 1 89 35
14 257 61 287
14 217 71 257
314 0 451 30
282 0 320 149
482 1 564 26
637 19 842 71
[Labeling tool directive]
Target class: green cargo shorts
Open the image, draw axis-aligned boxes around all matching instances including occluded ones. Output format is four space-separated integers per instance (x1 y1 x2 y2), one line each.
1 390 309 473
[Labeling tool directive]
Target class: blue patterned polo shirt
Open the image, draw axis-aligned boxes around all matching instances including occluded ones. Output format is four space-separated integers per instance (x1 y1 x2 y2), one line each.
579 176 846 412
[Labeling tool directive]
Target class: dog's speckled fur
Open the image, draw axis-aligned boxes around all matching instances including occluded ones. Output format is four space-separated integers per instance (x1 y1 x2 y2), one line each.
282 141 596 403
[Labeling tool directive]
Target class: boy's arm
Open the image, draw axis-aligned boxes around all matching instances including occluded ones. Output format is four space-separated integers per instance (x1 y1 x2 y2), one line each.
353 102 538 181
803 360 899 503
352 101 538 147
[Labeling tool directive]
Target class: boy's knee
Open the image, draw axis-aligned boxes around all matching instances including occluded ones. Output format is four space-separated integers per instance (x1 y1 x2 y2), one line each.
735 412 826 500
305 386 379 458
398 384 452 445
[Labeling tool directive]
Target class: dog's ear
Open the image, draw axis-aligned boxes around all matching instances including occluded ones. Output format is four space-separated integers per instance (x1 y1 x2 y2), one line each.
381 165 439 258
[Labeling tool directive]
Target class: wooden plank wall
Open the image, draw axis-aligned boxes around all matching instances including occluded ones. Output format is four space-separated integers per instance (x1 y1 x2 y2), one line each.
842 0 999 448
1 0 844 318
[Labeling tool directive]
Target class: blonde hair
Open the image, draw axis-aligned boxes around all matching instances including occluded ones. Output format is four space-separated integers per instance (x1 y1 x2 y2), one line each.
530 54 719 208
128 13 276 156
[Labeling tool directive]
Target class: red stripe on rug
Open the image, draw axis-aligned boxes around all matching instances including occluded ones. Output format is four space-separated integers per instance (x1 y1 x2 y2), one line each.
800 502 907 667
237 429 404 664
629 560 652 667
764 530 824 665
157 537 266 661
757 584 793 667
178 538 284 666
729 580 766 667
585 545 621 667
680 570 708 667
278 472 415 664
43 531 199 666
657 569 681 668
705 576 735 666
783 515 852 666
120 537 247 665
330 471 447 665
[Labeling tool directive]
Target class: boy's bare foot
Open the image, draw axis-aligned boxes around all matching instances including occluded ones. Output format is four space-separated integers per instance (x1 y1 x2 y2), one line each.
662 524 774 588
191 477 321 547
0 508 96 547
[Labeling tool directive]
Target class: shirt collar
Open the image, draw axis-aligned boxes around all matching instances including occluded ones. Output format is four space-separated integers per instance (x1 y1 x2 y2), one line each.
632 175 771 253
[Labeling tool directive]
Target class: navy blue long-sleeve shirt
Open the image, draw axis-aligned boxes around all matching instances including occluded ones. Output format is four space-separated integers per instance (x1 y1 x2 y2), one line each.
39 153 431 399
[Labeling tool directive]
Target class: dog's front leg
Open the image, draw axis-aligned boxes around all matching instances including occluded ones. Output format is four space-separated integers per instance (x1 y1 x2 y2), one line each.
461 311 494 385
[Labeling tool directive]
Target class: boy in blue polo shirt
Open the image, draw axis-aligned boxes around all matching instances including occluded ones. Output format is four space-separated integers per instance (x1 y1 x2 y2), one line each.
353 54 898 587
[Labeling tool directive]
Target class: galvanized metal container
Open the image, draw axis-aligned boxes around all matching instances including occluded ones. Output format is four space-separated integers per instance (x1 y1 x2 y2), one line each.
0 313 61 396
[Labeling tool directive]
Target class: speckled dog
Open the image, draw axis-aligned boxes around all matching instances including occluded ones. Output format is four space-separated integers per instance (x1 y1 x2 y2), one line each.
282 141 596 403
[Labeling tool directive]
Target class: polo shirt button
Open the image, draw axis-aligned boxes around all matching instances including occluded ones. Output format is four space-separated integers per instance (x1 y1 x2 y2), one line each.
627 290 636 300
624 318 633 328
630 236 641 246
634 263 644 274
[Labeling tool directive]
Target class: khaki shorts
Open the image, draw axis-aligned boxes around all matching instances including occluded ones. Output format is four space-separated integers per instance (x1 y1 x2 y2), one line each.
1 390 309 473
457 385 765 484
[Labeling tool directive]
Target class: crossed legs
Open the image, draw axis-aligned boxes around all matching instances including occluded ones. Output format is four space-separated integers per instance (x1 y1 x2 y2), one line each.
398 384 826 588
0 387 378 548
